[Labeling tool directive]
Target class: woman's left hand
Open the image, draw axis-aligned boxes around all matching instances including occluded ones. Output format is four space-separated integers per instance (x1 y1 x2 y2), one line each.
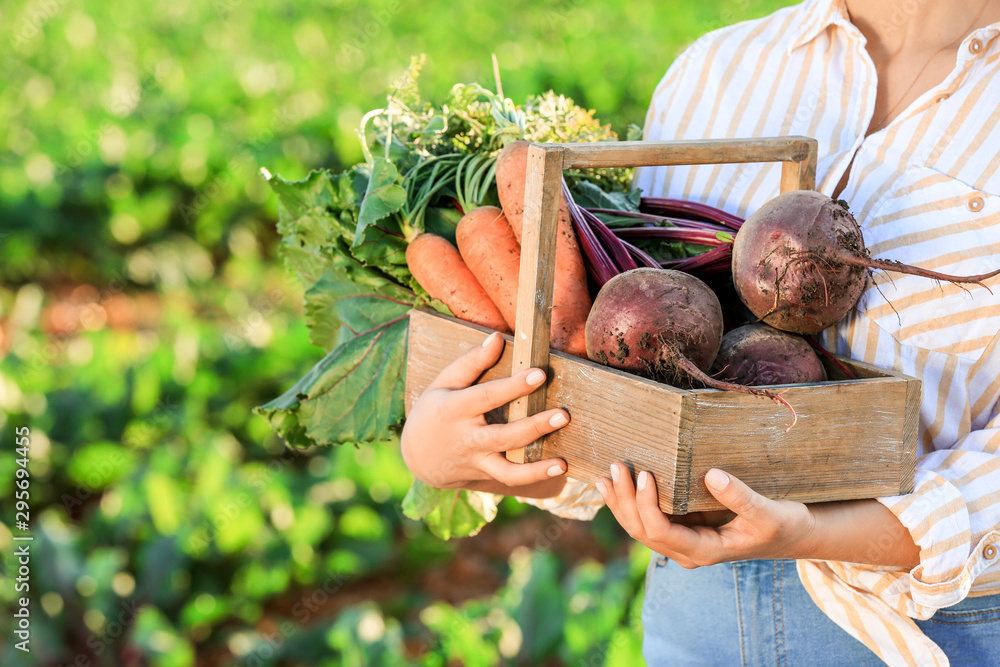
597 462 816 568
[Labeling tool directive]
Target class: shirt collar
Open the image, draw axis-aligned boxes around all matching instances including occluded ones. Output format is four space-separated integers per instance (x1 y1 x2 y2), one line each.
787 0 852 53
788 0 1000 55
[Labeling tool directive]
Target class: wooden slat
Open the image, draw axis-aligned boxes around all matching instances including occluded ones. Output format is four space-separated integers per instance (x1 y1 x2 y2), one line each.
507 145 564 464
824 354 916 381
682 379 911 512
780 140 818 192
560 137 816 169
900 378 922 494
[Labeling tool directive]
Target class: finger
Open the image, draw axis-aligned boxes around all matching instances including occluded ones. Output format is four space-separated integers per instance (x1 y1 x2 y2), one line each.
452 367 548 415
607 462 647 539
703 469 771 522
428 331 506 392
599 473 701 568
634 470 675 536
480 453 567 488
477 409 570 453
595 476 614 512
635 469 725 560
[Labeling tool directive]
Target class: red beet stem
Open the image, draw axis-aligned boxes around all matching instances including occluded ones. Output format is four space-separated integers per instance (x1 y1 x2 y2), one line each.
841 254 1000 292
673 355 798 432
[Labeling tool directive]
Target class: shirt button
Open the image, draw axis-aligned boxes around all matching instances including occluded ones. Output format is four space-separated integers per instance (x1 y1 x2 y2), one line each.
970 39 984 54
985 544 997 560
968 197 985 212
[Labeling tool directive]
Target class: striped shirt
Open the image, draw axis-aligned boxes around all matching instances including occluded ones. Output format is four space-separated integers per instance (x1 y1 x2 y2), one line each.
527 0 1000 663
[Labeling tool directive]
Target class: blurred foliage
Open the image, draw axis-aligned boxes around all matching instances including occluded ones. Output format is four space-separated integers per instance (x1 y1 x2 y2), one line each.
1 0 791 286
1 0 793 663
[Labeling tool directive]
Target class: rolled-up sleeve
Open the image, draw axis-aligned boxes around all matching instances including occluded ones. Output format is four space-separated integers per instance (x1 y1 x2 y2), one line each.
876 410 1000 617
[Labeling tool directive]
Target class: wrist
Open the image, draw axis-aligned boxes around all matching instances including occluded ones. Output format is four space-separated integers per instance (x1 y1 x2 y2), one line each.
791 503 825 561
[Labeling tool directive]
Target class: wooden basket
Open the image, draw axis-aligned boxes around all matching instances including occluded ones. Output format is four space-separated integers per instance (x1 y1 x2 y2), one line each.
405 137 919 514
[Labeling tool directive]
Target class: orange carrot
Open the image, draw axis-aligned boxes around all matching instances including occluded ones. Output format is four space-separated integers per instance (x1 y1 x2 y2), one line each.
455 206 522 331
406 233 510 333
495 141 591 357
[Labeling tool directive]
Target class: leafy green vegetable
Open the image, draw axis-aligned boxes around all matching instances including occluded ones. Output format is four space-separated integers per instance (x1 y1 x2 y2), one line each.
257 56 641 536
402 480 500 540
569 180 641 213
256 317 409 448
355 157 409 243
304 253 415 351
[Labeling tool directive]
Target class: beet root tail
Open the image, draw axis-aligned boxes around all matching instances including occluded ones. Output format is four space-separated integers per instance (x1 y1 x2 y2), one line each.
843 254 1000 294
673 355 798 432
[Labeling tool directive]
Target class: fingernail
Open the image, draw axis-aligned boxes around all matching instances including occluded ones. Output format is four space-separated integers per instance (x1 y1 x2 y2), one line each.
706 469 729 490
482 332 498 347
547 464 564 477
637 471 648 491
549 412 568 427
526 370 545 386
610 464 619 483
596 480 608 497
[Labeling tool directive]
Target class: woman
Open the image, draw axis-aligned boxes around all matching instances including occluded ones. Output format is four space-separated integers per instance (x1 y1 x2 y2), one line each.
401 0 1000 663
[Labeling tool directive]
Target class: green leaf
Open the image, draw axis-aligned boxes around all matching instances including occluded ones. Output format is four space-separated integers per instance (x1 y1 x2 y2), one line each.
254 316 409 447
269 168 365 287
716 230 735 243
269 169 335 219
423 206 464 246
419 114 447 142
275 208 334 288
304 243 415 350
347 220 411 283
271 172 338 287
355 157 406 247
568 179 641 212
401 479 499 540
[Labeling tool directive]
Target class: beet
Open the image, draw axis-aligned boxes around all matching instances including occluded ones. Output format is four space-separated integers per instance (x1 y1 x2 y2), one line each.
732 191 1000 335
585 268 797 426
585 268 723 384
711 323 827 386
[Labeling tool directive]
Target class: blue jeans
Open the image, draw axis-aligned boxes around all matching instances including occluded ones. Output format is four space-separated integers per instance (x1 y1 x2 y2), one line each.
641 555 1000 666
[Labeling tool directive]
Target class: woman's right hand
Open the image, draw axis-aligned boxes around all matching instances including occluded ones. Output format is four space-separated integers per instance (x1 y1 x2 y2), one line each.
400 331 571 498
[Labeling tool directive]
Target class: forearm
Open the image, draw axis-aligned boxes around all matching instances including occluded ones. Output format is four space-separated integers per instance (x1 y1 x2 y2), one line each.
799 498 920 568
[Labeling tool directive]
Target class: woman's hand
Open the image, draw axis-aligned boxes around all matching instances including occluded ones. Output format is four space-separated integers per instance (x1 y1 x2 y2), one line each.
597 463 815 568
400 331 571 498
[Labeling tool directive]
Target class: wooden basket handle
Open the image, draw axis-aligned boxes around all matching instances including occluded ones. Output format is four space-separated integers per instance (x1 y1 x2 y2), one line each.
507 136 818 463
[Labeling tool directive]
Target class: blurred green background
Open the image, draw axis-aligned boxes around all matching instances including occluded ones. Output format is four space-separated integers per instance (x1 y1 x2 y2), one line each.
0 0 793 664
